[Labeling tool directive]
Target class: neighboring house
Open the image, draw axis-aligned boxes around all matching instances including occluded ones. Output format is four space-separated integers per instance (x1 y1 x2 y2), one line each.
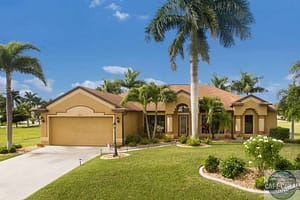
39 84 277 146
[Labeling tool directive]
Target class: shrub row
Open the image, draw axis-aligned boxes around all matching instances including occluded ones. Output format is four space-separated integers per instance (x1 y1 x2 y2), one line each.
269 127 289 140
179 135 210 145
0 144 22 154
125 134 161 147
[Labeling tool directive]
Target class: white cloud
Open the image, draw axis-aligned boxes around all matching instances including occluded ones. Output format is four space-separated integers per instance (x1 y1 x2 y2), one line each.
71 80 103 89
103 66 132 74
113 10 130 21
144 78 166 85
89 0 103 8
0 76 31 94
285 74 294 81
106 3 120 11
138 15 150 20
24 78 54 93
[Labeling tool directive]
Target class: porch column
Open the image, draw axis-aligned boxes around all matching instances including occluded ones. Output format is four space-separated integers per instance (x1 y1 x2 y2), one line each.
258 116 265 134
166 115 173 133
235 116 241 134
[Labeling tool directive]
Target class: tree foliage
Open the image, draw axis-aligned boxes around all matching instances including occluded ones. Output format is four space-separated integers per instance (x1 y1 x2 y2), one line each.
210 74 231 91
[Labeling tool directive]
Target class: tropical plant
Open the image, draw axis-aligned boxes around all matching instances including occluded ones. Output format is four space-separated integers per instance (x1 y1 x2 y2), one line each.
210 74 231 91
0 41 46 149
220 156 245 178
200 96 231 139
97 79 122 94
290 60 300 82
11 90 24 106
231 71 266 95
119 69 145 89
277 83 300 141
146 0 254 138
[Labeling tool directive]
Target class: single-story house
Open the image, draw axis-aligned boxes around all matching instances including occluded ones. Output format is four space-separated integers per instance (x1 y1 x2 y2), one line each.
39 84 277 146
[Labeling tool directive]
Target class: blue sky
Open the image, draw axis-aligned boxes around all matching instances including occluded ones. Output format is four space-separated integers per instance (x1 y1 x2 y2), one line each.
1 0 300 103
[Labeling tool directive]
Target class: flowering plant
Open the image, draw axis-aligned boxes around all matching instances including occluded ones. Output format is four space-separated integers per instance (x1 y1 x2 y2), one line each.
243 135 284 173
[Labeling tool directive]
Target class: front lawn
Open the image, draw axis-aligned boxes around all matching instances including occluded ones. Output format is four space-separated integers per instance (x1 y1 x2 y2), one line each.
27 143 300 200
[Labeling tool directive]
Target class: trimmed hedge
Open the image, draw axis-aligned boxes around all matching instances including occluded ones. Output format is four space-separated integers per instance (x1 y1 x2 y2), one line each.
220 156 245 179
269 127 289 140
204 155 219 173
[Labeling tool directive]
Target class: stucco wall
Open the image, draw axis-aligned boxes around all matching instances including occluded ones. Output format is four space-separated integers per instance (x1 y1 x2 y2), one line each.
123 111 143 138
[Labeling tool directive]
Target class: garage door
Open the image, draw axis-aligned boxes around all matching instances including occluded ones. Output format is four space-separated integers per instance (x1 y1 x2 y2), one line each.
50 117 113 146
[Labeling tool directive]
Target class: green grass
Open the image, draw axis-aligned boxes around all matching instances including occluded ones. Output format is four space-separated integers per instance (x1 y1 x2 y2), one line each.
0 126 40 161
277 120 300 139
27 143 300 200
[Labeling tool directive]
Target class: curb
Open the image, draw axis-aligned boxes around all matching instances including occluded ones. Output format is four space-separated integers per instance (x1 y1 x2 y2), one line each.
199 166 268 194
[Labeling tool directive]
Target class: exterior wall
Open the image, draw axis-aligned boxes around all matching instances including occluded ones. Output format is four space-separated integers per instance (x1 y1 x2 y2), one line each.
123 111 143 139
41 89 123 145
266 111 277 134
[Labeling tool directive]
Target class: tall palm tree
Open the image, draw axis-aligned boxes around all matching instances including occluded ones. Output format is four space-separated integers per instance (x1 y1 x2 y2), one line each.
146 0 254 138
231 71 266 95
11 90 25 106
210 73 231 91
97 80 122 94
120 69 145 89
290 60 300 81
0 41 46 149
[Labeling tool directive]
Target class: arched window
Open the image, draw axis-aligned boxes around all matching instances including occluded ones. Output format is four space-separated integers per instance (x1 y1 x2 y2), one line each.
176 104 189 113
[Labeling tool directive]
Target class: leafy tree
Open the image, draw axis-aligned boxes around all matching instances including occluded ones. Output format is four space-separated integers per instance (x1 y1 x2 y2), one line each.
97 80 122 94
277 83 300 141
290 60 300 82
200 96 231 139
231 71 266 95
210 74 231 91
13 102 30 128
11 90 24 107
0 41 46 149
119 69 145 89
146 0 254 138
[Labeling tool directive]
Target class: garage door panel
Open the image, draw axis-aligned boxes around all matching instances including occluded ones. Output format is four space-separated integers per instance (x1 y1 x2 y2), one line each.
50 117 112 146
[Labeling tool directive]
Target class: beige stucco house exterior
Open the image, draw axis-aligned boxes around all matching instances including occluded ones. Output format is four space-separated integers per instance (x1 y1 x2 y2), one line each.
39 84 277 146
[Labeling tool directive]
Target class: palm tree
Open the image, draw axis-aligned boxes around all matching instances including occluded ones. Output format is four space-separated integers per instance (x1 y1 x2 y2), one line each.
290 60 300 81
97 80 122 94
120 69 145 89
121 85 153 139
210 74 231 91
146 0 254 138
0 41 46 149
231 71 266 95
11 90 25 106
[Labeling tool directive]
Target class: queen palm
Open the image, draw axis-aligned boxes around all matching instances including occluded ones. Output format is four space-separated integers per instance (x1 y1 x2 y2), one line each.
211 73 231 91
146 0 254 138
290 60 300 81
0 41 46 149
121 69 145 89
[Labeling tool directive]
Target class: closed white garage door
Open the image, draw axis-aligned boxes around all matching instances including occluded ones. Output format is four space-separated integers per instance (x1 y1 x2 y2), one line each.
50 117 113 146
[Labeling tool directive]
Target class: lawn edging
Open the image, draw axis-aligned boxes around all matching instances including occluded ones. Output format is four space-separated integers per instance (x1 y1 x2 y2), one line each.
199 166 268 194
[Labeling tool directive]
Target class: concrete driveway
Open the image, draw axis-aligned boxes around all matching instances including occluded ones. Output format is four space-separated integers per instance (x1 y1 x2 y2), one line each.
0 146 109 200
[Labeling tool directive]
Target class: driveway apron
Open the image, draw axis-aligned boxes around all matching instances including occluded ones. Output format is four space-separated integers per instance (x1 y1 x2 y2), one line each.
0 146 107 200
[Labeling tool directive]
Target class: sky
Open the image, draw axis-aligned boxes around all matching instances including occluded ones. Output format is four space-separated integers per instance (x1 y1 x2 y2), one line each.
1 0 300 103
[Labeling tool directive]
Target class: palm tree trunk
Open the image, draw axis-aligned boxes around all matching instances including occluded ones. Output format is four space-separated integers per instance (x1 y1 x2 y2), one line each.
190 54 199 139
152 104 158 139
291 119 295 141
6 72 13 149
144 113 151 139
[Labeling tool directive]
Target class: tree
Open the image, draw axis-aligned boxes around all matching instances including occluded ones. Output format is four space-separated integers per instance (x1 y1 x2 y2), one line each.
231 71 266 95
290 60 300 82
119 69 145 89
97 80 122 94
146 0 254 138
0 41 46 149
11 90 25 107
200 96 230 139
121 85 153 139
210 74 231 91
277 83 300 141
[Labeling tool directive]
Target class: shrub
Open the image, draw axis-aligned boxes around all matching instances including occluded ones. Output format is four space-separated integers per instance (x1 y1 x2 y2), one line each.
255 176 266 190
9 146 17 153
274 157 294 170
187 138 200 146
243 135 284 172
284 139 300 144
269 127 289 141
295 154 300 163
178 135 187 144
204 155 219 173
203 137 212 145
0 147 8 154
163 136 173 142
220 156 245 179
125 134 142 145
140 138 150 145
128 142 137 147
12 144 22 149
151 138 160 144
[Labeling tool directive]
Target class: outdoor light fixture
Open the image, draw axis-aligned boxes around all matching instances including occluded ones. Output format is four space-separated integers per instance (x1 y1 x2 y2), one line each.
113 121 118 157
116 116 120 123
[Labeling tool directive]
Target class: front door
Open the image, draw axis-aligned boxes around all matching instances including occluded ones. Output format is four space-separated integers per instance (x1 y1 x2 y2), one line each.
179 115 188 136
245 115 253 134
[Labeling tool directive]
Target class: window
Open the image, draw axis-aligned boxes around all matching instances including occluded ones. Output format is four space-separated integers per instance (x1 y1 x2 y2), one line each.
201 115 224 134
245 115 253 134
144 115 165 133
177 104 189 113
